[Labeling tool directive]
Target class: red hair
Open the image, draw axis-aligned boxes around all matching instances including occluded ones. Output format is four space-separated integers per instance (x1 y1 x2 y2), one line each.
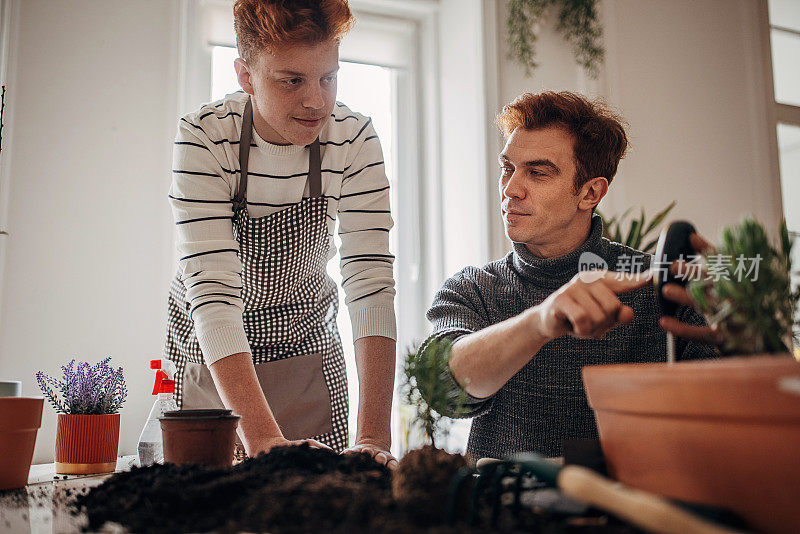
233 0 354 62
496 91 629 191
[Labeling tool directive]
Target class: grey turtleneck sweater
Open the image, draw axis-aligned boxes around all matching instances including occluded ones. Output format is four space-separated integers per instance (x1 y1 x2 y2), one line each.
425 214 717 460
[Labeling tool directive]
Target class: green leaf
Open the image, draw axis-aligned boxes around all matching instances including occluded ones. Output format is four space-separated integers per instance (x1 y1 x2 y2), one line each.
631 207 646 249
625 219 640 247
643 200 676 235
641 236 660 255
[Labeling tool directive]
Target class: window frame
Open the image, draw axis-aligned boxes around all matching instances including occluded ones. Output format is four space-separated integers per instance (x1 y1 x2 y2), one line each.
762 0 800 304
762 0 800 219
0 0 17 315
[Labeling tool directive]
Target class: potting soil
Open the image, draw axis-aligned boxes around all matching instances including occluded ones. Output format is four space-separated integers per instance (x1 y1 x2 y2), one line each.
72 444 641 534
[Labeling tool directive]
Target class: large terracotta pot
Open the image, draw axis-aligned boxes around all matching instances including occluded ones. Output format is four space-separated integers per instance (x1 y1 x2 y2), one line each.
55 413 120 474
583 356 800 534
0 397 44 490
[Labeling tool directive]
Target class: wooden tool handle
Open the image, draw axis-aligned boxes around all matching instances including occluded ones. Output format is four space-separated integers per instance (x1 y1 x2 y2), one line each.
557 465 740 534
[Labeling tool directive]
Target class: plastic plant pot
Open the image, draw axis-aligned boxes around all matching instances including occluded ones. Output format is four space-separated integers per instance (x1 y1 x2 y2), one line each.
160 409 241 469
0 397 44 489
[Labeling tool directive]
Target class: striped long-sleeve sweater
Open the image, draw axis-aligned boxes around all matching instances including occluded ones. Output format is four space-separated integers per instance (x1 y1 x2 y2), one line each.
169 91 396 365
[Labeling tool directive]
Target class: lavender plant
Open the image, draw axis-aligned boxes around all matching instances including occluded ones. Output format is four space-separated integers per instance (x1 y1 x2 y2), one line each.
36 357 127 415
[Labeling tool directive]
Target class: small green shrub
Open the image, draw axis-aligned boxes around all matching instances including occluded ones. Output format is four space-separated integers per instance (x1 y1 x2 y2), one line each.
689 217 799 355
401 338 469 448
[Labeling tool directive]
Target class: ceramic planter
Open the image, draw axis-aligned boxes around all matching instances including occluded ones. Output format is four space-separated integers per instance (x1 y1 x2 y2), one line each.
55 413 120 474
160 409 240 469
583 356 800 534
0 381 21 397
0 397 44 490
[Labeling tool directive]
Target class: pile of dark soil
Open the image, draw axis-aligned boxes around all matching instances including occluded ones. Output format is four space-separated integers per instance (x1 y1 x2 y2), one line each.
74 444 640 533
392 445 468 525
76 444 391 534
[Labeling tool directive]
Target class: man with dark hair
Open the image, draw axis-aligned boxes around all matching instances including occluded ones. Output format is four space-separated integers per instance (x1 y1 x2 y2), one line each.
422 91 717 460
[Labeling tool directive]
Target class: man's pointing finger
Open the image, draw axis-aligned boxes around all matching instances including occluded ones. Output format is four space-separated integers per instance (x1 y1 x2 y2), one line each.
601 270 653 294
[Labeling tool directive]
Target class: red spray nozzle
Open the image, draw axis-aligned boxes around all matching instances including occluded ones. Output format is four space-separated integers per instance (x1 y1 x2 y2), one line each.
150 359 176 377
152 369 169 395
160 379 175 395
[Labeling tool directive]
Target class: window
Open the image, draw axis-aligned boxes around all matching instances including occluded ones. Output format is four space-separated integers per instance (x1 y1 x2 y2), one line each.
768 1 800 270
767 0 800 352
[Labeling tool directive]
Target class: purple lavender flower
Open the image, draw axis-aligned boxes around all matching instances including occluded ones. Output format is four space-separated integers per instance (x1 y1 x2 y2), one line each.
36 357 126 415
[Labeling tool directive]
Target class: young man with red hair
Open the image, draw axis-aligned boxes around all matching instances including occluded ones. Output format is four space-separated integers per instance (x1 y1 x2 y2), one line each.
164 0 397 467
422 91 717 460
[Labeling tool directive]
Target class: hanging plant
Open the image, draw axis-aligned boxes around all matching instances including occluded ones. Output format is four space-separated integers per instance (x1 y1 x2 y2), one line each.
507 0 605 79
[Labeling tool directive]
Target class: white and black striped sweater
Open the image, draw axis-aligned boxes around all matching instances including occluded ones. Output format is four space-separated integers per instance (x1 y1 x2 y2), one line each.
170 91 396 365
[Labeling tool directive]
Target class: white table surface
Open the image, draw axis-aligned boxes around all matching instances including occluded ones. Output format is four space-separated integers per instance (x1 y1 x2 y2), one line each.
27 456 138 486
0 456 138 533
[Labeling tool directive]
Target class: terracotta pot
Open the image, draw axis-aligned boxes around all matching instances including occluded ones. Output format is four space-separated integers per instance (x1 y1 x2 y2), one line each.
0 397 44 490
583 356 800 534
160 409 240 469
55 413 120 474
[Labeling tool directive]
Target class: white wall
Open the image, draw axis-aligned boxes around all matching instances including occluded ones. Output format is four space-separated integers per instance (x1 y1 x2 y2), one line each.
488 0 782 259
0 0 180 463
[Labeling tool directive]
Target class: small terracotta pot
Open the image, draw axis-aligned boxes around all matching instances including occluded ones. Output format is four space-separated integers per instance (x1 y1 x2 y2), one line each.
160 409 240 469
0 397 44 490
55 413 120 474
583 356 800 534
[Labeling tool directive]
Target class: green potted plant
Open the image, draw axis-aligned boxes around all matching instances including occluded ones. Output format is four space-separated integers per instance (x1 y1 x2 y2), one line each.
36 357 127 474
506 0 604 78
597 200 676 254
582 216 800 534
392 339 470 525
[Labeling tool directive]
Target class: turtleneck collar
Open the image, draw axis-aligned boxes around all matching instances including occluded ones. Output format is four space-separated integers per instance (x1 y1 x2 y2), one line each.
511 213 606 289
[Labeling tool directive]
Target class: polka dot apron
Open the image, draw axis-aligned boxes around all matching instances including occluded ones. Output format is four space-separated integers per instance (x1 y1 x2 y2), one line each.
164 97 348 452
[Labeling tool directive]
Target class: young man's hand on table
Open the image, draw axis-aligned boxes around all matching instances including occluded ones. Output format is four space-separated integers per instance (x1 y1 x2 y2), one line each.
344 438 397 469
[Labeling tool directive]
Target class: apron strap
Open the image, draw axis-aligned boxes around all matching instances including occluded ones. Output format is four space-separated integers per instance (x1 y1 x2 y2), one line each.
308 139 322 198
233 97 254 213
233 96 323 210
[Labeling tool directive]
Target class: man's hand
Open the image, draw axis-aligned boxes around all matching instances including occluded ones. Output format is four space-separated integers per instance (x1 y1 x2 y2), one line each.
534 270 653 340
344 438 398 469
249 436 332 456
659 233 724 345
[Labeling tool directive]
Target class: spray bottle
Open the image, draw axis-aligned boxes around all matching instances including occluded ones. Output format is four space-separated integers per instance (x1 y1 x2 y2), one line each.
137 359 178 466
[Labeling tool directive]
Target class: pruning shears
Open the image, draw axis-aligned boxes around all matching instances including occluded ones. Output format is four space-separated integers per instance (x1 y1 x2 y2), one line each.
653 220 697 363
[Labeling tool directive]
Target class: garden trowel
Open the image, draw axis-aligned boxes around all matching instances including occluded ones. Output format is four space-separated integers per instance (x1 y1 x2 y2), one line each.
653 221 697 364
